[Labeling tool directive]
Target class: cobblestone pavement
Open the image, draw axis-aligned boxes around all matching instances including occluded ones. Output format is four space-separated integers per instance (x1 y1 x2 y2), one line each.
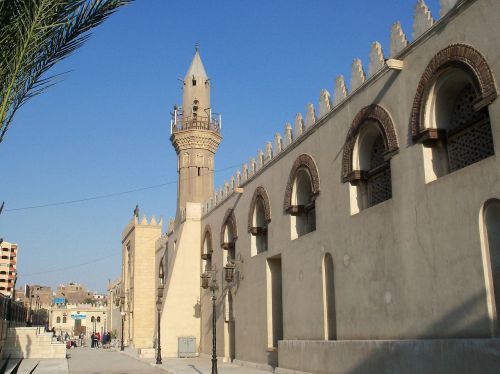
67 346 164 374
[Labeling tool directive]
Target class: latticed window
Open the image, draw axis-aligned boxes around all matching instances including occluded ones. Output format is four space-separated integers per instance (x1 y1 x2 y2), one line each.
367 135 392 207
447 84 494 172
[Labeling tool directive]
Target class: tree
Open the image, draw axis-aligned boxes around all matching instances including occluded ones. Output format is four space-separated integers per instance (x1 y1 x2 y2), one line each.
0 0 132 144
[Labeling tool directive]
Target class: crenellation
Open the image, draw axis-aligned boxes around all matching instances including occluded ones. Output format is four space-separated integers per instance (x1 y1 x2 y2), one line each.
236 169 242 186
224 181 229 196
150 215 157 225
333 76 348 106
274 133 283 154
249 158 257 176
284 123 293 148
230 176 235 192
168 218 174 234
305 103 316 129
413 0 434 40
257 150 264 169
242 163 249 181
350 58 366 91
266 141 273 161
140 215 148 225
319 89 332 117
368 42 385 77
390 21 409 57
440 0 458 17
294 114 304 138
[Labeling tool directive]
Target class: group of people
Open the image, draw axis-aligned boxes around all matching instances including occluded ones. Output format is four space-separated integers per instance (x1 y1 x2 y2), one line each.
91 331 112 348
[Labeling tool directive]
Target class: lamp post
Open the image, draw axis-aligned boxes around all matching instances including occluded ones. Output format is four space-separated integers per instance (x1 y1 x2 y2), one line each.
155 295 162 364
120 311 126 351
201 270 218 374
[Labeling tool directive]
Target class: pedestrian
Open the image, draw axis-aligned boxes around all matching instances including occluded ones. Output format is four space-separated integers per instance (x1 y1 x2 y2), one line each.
96 331 101 348
106 331 112 349
91 332 96 348
51 327 56 337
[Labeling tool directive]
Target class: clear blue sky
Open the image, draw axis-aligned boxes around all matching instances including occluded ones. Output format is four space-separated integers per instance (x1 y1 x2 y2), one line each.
0 0 440 293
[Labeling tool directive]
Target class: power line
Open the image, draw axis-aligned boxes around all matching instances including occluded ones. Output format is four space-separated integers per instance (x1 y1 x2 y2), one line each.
21 253 120 276
4 162 241 212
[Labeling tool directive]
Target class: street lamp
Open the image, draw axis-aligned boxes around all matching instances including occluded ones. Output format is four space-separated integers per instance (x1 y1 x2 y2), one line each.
155 285 163 365
120 311 126 351
201 269 218 374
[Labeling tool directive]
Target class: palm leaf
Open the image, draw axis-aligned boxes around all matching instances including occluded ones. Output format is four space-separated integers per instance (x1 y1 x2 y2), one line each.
0 0 133 144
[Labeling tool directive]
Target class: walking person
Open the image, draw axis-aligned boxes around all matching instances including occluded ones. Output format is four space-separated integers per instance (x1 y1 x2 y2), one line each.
106 331 112 349
96 331 101 348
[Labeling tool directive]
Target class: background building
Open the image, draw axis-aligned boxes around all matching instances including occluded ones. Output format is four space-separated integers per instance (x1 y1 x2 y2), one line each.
106 278 122 338
55 282 95 305
49 304 107 337
0 241 17 297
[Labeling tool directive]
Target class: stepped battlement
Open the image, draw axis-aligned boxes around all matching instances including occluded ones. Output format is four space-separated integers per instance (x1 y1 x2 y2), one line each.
201 0 460 216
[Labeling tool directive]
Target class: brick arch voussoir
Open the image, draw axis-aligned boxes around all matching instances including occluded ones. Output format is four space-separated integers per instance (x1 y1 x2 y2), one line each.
283 154 320 212
341 104 399 182
220 209 237 246
247 186 271 232
411 43 498 140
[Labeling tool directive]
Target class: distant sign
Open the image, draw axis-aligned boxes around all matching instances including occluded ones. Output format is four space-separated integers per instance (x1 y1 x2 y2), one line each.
53 297 66 304
71 314 86 320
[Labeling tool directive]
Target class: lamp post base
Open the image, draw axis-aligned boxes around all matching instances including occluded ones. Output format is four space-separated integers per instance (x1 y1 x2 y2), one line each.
211 357 218 374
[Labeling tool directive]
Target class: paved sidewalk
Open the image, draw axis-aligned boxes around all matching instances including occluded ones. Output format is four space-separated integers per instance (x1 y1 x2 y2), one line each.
67 346 164 373
119 349 272 374
144 358 271 374
0 358 68 374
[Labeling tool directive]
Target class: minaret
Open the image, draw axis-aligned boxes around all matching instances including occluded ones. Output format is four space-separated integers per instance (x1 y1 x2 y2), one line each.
170 47 222 217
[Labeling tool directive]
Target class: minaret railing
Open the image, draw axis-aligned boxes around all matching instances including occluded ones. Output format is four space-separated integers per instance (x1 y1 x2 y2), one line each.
170 110 221 134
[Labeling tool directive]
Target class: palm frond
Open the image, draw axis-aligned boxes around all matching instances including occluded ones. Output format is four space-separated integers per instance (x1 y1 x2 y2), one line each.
0 0 133 144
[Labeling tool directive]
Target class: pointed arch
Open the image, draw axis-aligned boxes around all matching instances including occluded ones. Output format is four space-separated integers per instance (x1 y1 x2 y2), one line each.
341 104 399 183
411 44 498 140
220 209 238 246
202 225 213 255
283 154 320 212
247 186 271 232
159 258 165 285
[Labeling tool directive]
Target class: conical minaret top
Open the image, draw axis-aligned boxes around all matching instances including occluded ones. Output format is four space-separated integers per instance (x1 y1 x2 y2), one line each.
170 47 222 218
184 47 207 80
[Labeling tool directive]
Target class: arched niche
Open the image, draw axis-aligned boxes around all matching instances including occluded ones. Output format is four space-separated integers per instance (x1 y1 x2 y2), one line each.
248 187 271 256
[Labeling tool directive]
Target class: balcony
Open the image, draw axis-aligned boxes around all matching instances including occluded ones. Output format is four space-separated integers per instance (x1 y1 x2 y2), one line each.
170 110 221 134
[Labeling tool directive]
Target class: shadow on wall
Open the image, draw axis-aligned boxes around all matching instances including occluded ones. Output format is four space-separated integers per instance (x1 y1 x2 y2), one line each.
193 299 201 319
346 292 499 374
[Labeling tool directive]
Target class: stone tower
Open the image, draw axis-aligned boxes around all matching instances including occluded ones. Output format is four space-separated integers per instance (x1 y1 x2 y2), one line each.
170 48 222 217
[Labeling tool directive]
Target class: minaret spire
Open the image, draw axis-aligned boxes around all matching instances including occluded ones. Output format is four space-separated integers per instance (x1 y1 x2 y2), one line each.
170 49 222 219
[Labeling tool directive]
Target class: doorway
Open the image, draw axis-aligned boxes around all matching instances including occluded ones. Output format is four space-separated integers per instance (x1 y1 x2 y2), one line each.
266 257 283 349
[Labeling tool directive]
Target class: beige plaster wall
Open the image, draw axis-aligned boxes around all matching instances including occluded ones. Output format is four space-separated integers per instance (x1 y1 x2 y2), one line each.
159 203 202 357
121 217 162 350
198 0 500 367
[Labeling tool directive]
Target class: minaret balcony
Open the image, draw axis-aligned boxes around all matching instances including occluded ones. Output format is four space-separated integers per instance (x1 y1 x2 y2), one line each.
171 112 221 134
